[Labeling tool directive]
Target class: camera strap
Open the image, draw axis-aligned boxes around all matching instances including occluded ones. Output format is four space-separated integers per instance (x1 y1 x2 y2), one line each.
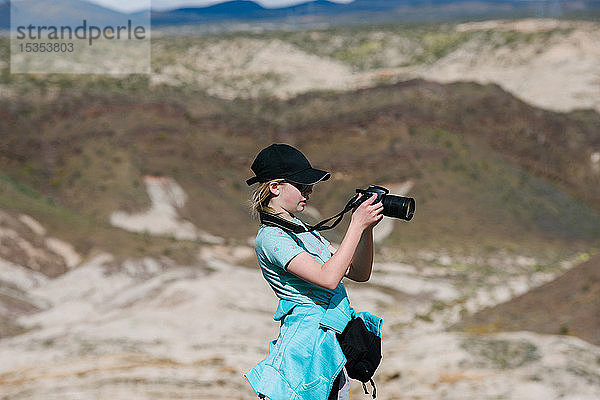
259 195 358 233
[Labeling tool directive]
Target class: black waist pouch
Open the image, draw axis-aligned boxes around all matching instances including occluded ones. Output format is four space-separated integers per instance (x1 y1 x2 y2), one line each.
336 317 381 398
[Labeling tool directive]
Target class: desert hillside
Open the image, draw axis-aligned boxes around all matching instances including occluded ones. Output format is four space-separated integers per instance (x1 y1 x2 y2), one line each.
149 19 600 114
457 253 600 346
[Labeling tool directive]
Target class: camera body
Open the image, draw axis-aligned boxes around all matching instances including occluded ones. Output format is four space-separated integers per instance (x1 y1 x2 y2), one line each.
354 185 415 221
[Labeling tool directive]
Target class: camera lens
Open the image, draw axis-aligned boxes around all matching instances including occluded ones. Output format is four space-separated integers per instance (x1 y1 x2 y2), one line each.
382 195 415 221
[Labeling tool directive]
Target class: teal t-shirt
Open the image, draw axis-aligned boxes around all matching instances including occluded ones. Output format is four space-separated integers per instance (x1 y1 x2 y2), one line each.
254 217 346 306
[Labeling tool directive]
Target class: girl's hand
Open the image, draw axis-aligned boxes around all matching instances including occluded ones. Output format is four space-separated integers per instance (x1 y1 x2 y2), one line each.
350 193 384 231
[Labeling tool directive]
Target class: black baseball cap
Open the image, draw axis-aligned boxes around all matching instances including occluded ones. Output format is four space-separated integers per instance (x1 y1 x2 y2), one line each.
246 144 331 186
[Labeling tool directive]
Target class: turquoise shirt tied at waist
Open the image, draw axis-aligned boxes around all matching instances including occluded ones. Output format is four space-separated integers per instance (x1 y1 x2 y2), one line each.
245 219 383 400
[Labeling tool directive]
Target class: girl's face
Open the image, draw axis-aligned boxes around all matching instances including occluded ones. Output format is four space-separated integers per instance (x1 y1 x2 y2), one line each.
268 181 313 218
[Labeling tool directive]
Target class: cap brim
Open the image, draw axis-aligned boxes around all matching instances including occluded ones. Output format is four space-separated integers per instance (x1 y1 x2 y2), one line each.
286 168 331 185
246 176 260 186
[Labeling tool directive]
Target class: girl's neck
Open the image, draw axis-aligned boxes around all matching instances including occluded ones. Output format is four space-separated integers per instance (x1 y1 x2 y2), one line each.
268 201 294 219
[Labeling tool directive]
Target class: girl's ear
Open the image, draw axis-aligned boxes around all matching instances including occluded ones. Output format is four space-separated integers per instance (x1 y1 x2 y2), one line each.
269 181 280 196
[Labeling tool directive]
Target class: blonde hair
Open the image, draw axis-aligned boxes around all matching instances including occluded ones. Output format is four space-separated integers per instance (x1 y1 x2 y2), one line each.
250 179 284 220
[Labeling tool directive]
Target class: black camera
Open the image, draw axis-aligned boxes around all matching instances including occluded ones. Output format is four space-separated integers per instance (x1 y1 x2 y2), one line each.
353 185 415 221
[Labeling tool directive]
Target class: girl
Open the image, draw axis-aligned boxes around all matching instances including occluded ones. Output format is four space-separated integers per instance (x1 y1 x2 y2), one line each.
245 144 383 400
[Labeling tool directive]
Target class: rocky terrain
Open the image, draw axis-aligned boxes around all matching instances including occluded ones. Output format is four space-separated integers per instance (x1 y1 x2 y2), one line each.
2 250 600 400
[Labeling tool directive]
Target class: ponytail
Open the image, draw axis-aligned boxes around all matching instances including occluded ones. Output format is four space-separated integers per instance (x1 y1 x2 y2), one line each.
249 179 284 220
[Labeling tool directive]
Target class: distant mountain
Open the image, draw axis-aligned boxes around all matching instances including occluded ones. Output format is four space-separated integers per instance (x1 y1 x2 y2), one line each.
149 0 600 27
2 0 598 30
146 0 269 26
0 1 9 29
148 0 347 26
1 0 148 30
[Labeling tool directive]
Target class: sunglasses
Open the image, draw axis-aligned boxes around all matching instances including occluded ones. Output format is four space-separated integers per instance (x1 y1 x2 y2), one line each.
285 181 313 193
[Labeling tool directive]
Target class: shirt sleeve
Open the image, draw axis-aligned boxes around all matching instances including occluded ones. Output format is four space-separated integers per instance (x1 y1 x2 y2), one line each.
256 227 305 271
314 231 331 251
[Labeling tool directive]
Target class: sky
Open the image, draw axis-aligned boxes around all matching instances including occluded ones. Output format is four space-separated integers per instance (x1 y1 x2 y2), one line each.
85 0 353 13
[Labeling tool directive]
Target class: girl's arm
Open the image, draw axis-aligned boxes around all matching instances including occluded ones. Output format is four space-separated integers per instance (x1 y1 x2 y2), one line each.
286 194 382 290
340 226 375 282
